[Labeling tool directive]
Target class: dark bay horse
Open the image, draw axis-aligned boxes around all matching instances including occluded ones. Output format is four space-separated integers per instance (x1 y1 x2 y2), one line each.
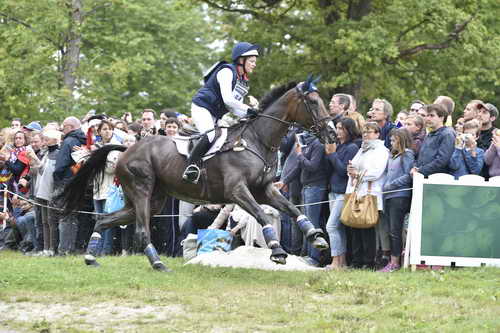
62 76 334 271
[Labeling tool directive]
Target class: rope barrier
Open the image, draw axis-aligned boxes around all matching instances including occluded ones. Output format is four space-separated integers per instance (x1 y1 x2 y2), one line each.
0 187 413 218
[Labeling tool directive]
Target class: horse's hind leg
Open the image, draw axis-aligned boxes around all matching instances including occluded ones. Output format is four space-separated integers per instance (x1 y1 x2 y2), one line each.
260 183 329 250
229 183 288 265
84 207 135 267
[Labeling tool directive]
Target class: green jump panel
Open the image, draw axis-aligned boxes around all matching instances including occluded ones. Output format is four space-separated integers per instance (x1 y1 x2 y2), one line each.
421 184 500 258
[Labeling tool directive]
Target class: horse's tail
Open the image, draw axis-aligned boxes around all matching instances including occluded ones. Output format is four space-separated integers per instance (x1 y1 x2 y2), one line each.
60 144 127 215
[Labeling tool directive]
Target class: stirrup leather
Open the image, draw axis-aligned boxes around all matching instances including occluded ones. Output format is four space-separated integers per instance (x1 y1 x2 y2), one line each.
182 164 201 184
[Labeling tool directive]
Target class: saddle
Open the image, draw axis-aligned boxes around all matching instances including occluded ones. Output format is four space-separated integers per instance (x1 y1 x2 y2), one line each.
172 127 228 161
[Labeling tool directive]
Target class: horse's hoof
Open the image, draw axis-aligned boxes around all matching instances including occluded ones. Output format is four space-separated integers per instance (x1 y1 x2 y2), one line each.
312 237 329 250
153 262 172 273
270 254 287 265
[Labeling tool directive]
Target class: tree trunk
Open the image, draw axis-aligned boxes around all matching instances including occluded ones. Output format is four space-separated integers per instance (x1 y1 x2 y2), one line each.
63 0 83 93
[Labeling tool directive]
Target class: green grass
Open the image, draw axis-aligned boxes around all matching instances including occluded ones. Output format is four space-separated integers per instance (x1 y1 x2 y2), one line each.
0 251 499 332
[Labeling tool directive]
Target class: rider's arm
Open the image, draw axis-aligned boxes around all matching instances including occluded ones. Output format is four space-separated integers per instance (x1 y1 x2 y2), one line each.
217 68 250 118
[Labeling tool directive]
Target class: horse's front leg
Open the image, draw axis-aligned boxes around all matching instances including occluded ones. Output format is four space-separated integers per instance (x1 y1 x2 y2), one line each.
261 183 329 251
229 182 288 264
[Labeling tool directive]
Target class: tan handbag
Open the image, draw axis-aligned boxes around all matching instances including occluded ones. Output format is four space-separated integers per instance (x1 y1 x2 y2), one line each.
340 174 379 229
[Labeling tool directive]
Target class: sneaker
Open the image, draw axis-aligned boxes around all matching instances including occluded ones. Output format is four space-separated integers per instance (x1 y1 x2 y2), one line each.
300 256 320 267
378 262 400 273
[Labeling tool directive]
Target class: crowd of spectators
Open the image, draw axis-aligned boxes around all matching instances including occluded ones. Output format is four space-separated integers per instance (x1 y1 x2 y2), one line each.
0 94 498 273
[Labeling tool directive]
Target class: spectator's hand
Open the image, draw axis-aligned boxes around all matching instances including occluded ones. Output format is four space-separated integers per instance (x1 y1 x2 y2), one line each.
465 135 477 150
294 142 302 155
410 167 419 177
19 178 29 188
0 211 10 221
274 181 288 193
492 133 500 148
325 143 337 154
347 161 357 178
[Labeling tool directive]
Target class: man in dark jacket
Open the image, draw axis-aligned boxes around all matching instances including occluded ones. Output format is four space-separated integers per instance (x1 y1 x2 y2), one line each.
411 104 455 177
284 131 330 266
53 116 87 255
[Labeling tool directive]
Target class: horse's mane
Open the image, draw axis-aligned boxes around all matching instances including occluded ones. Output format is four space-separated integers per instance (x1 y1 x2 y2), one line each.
259 81 298 111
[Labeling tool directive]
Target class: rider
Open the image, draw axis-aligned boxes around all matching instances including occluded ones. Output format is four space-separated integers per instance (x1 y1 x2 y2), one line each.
182 42 261 184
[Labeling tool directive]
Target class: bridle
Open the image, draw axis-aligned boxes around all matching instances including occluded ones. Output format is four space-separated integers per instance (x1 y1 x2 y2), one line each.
253 84 331 136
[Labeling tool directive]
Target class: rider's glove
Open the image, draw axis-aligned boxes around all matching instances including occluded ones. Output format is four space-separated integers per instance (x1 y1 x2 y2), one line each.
246 108 259 118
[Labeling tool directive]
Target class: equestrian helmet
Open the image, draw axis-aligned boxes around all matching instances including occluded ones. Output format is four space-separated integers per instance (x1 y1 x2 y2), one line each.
231 42 260 63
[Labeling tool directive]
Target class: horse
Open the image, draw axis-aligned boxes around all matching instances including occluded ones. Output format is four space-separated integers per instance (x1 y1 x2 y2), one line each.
61 76 335 272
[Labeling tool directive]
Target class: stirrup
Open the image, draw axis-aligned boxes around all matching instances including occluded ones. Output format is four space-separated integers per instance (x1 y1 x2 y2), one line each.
182 164 201 184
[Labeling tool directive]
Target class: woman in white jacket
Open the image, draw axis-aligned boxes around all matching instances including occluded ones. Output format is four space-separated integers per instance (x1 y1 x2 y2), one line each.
345 122 389 269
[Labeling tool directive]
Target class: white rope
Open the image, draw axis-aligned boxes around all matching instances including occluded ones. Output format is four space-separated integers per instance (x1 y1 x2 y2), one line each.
0 187 413 218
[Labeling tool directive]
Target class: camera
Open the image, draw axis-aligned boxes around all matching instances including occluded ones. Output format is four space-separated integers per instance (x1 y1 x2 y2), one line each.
325 121 339 144
460 133 474 142
296 133 307 148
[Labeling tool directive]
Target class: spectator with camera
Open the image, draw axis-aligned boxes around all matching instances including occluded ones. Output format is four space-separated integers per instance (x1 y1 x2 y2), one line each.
449 120 484 179
484 128 500 178
324 118 360 270
291 130 330 267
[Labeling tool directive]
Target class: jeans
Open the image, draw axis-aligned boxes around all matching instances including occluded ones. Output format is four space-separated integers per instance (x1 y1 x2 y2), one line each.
16 211 36 250
34 202 43 251
302 185 328 264
279 190 302 255
58 214 78 255
94 199 114 255
385 197 411 257
326 192 346 257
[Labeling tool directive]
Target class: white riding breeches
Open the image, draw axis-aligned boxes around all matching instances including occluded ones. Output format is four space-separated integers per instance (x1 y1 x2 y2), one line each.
191 103 217 142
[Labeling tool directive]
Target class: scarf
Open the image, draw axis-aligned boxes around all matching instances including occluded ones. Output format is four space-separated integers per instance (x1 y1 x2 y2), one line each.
9 146 26 163
361 139 379 153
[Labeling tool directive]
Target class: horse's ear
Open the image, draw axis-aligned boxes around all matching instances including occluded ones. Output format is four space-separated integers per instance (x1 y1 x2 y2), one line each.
310 75 321 92
302 74 320 93
301 74 313 93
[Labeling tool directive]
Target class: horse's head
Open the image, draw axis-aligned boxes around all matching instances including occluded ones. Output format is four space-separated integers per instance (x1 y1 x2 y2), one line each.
288 75 335 144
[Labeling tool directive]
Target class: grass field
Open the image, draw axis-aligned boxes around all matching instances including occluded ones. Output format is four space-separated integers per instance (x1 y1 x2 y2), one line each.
0 251 499 333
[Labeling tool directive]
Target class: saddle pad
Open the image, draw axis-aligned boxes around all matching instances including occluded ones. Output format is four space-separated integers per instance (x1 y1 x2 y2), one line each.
172 128 228 161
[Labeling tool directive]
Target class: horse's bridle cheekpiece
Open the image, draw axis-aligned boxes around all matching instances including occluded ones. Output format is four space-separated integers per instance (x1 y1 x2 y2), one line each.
296 75 332 138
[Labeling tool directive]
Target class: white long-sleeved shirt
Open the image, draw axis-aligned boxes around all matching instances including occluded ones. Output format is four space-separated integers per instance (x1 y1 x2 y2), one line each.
217 68 250 117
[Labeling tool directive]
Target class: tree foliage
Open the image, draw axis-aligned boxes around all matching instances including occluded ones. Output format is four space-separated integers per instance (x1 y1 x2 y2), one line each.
1 0 499 127
0 0 215 126
198 0 500 120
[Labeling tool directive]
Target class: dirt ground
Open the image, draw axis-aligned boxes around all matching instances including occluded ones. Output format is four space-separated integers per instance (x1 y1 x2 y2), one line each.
0 299 185 332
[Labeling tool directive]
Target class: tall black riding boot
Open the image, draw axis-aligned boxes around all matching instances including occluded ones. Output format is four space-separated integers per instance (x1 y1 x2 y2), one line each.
182 134 211 184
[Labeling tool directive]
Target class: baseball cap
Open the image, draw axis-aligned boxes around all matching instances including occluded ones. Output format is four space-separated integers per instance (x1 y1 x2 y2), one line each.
23 121 42 132
485 103 499 118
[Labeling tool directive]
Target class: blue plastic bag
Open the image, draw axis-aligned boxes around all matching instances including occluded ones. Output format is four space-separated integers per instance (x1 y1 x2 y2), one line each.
104 184 125 213
197 229 233 255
